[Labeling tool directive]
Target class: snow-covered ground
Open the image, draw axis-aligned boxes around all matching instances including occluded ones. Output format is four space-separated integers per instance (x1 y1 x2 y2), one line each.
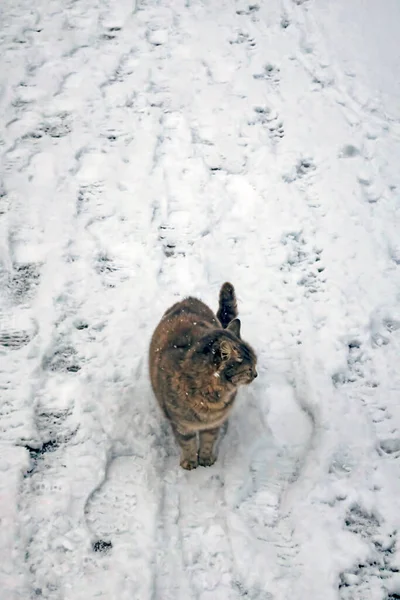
1 0 400 598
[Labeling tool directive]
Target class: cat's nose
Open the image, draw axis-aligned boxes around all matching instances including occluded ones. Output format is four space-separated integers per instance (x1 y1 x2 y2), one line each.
253 370 258 379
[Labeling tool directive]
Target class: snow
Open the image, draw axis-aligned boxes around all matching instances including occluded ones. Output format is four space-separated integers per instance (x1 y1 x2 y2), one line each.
1 0 400 598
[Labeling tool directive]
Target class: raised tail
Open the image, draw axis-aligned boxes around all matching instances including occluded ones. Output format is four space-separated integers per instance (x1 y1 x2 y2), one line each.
217 282 238 328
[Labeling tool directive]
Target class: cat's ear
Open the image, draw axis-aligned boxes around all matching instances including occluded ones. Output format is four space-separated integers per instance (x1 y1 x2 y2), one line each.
218 339 232 362
227 318 241 338
200 335 232 364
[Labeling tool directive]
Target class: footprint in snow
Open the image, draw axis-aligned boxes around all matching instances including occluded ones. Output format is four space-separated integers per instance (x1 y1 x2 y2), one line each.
158 224 187 258
42 343 81 373
253 63 280 89
75 183 103 217
5 263 41 305
229 31 256 47
331 340 374 388
378 438 400 458
280 232 325 296
236 4 260 16
281 15 290 29
248 106 285 144
94 253 127 288
100 27 122 41
388 242 400 265
357 172 383 203
24 408 78 476
370 310 400 348
282 157 316 183
0 330 33 350
339 505 398 600
339 144 361 158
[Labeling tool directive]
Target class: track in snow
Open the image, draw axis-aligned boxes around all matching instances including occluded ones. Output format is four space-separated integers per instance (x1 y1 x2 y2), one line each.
1 0 400 599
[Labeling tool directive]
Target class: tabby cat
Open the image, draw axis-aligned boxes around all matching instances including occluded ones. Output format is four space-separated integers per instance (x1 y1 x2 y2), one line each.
149 282 257 470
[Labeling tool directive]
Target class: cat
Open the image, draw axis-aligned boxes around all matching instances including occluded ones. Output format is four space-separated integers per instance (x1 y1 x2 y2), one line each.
149 282 257 470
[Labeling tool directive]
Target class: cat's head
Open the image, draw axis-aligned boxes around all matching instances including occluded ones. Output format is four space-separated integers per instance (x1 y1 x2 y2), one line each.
198 319 257 386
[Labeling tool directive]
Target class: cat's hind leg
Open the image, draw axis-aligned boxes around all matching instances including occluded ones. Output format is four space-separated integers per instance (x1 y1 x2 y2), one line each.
198 427 220 467
217 282 238 328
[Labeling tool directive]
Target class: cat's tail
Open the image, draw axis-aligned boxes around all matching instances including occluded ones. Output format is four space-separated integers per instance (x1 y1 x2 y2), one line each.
217 282 238 328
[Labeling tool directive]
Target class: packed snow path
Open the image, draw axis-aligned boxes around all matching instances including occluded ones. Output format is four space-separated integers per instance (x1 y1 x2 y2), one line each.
1 0 400 598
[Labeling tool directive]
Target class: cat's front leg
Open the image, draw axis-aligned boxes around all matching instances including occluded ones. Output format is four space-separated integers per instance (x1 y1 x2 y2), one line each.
172 427 199 470
198 427 220 467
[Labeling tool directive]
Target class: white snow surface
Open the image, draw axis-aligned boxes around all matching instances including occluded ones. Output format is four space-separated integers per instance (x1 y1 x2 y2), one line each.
1 0 400 598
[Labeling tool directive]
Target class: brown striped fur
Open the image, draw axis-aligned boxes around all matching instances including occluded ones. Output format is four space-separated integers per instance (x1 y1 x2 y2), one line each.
149 283 257 469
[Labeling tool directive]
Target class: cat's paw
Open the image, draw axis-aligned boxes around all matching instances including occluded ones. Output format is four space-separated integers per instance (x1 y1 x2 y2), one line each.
180 457 199 470
198 454 217 467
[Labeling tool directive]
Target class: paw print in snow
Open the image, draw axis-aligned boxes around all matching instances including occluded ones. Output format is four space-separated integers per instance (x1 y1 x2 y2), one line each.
282 157 316 183
253 63 280 88
229 31 256 47
248 106 284 143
